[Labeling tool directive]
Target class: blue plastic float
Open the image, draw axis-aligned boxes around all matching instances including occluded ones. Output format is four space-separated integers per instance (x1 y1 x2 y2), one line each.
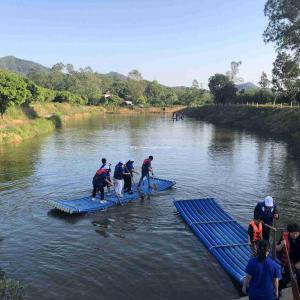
174 198 252 284
48 177 175 214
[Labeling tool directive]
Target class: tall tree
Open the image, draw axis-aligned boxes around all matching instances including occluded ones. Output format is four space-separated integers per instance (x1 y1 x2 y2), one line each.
192 79 199 89
208 73 237 104
127 69 145 102
272 52 300 102
258 71 271 89
226 61 243 82
264 0 300 58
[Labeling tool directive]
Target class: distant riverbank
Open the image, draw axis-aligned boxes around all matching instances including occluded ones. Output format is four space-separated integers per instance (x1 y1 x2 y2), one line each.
184 105 300 153
0 103 184 145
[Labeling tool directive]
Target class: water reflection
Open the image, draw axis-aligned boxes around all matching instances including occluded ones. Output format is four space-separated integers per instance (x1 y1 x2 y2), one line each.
0 114 300 300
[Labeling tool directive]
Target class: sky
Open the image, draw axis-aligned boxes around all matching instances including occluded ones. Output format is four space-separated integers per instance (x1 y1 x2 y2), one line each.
0 0 277 87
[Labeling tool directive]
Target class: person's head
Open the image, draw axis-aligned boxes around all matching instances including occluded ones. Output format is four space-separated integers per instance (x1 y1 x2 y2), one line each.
264 196 274 208
101 158 107 164
287 223 300 240
149 155 153 161
118 160 124 165
128 159 134 164
257 240 270 262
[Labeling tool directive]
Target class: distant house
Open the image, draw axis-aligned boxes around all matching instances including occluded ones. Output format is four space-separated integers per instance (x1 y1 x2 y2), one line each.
103 91 112 99
121 100 133 106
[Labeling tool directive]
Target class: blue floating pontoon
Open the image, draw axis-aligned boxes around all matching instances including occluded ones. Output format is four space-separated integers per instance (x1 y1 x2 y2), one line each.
174 198 252 284
48 178 175 214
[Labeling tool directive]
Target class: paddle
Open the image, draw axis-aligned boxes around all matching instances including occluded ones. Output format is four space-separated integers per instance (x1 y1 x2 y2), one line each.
272 219 276 259
152 173 157 191
283 238 300 300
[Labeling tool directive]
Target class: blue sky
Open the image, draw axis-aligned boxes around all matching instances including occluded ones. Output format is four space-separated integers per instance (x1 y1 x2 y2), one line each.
0 0 276 87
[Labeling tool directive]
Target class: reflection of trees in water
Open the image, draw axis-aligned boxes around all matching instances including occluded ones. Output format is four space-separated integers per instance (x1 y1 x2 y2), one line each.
0 139 42 184
208 127 236 157
265 143 300 224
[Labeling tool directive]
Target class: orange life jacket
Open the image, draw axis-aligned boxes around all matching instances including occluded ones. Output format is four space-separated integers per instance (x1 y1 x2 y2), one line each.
281 232 290 267
250 221 263 242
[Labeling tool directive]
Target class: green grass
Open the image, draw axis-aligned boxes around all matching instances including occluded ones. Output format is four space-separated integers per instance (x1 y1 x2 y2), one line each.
0 118 55 144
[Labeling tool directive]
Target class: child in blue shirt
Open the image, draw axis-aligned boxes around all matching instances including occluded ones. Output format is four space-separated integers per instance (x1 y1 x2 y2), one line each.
243 240 281 300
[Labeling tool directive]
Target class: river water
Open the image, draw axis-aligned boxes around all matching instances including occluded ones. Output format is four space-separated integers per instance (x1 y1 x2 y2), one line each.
0 114 300 300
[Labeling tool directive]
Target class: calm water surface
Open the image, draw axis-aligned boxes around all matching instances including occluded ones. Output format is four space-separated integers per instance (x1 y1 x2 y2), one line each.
1 114 300 300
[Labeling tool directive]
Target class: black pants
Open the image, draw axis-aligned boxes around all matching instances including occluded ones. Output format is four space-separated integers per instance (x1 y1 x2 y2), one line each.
124 176 132 192
92 185 104 200
279 266 300 291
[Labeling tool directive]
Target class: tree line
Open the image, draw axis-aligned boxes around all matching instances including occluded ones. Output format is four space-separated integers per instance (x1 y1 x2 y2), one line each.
0 64 212 116
208 0 300 105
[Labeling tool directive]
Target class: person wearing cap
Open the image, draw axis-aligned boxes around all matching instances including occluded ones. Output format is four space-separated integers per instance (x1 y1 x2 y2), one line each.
138 156 154 189
92 165 112 203
254 196 279 241
124 159 139 194
276 223 300 291
248 213 264 257
113 161 130 198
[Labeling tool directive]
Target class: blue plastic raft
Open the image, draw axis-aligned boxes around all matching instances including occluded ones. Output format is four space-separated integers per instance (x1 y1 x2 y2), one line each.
174 198 251 284
48 177 176 214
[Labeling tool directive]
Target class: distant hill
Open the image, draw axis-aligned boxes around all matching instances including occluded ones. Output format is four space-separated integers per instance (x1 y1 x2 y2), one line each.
105 72 127 81
236 82 259 91
0 56 49 75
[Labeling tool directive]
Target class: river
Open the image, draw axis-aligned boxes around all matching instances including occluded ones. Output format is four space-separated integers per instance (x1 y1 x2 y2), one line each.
0 114 300 300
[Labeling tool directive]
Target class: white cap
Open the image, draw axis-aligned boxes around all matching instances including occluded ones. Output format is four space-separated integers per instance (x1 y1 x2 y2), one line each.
264 196 274 207
103 165 110 170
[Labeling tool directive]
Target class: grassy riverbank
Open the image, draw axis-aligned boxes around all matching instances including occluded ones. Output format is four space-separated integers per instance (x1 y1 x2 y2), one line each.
184 105 300 151
0 103 184 145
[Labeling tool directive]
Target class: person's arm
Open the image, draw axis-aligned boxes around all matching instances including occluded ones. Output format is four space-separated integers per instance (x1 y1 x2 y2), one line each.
248 225 253 246
276 237 284 252
242 274 252 294
273 278 279 299
105 178 113 186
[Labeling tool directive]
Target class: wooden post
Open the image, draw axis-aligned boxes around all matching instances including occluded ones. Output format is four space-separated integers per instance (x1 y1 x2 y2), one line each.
256 102 258 108
281 103 283 109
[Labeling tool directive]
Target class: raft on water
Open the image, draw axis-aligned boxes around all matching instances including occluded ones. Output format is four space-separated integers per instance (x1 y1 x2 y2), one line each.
174 198 252 284
48 177 176 214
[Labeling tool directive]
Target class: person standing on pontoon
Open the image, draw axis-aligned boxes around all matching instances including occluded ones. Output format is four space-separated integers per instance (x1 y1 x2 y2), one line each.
137 156 154 190
113 160 130 198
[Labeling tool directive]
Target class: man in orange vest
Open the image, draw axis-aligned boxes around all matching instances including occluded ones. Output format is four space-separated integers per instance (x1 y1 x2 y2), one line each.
248 213 263 256
276 223 300 291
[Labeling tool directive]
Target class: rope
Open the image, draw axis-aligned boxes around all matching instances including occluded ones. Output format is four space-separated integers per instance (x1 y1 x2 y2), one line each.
209 242 249 250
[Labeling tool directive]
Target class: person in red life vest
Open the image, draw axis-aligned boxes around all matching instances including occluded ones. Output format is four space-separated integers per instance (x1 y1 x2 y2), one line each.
124 159 139 194
248 213 264 256
276 223 300 292
243 240 281 300
137 156 154 189
91 165 112 203
254 196 279 241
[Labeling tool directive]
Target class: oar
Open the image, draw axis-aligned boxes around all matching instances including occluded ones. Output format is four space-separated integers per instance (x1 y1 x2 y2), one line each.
152 173 157 191
283 238 300 300
272 219 276 259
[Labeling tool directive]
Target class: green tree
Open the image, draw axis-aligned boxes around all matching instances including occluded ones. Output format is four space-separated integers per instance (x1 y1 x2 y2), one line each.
258 71 271 89
0 70 30 116
208 73 237 104
264 0 300 58
272 52 300 103
127 69 145 103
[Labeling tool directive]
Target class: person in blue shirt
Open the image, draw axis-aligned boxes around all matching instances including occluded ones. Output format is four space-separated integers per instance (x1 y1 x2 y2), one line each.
113 161 130 198
137 156 154 189
243 240 281 300
124 159 139 194
254 196 279 241
92 166 112 203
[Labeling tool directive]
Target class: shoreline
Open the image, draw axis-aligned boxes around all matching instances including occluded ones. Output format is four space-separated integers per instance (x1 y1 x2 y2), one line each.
184 105 300 154
0 103 184 145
